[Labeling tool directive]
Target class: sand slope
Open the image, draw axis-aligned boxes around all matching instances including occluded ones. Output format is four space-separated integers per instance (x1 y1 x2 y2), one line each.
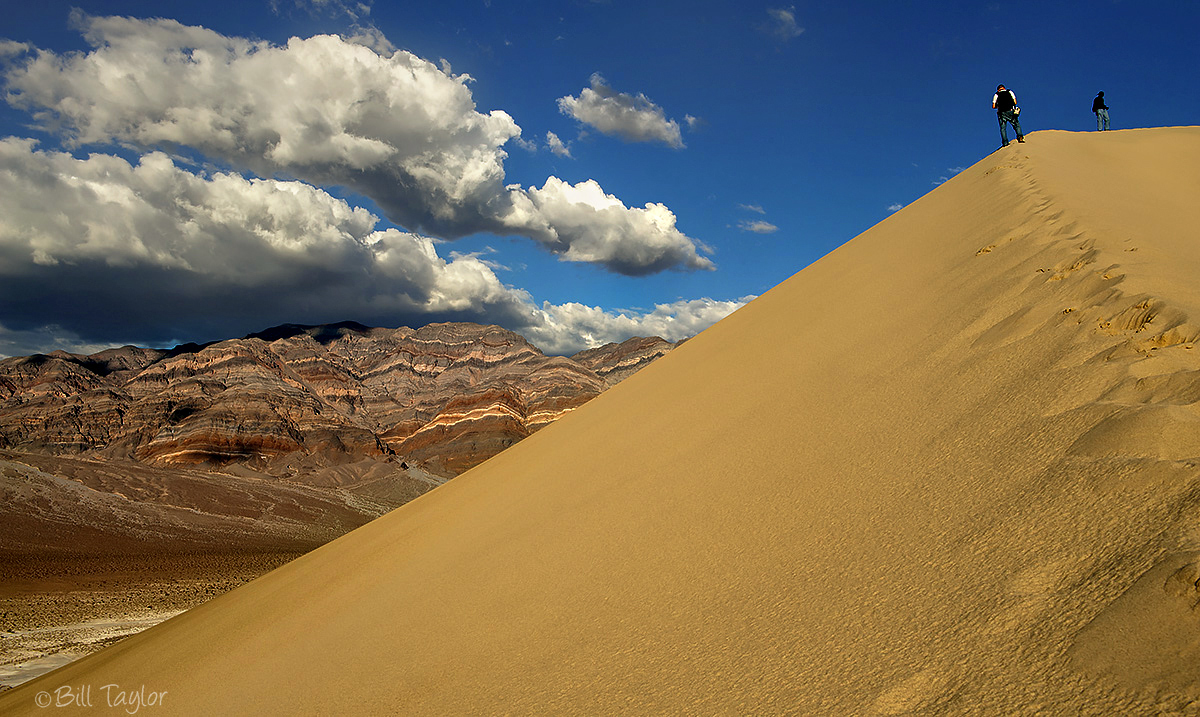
4 127 1200 715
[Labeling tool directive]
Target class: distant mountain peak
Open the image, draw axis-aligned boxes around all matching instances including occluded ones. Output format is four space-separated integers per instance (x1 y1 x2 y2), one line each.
242 321 375 344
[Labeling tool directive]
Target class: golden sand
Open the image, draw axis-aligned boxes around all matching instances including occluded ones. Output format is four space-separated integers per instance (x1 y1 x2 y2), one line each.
3 127 1199 714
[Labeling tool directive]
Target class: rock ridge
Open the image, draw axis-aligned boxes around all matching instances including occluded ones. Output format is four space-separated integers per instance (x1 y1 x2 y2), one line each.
0 322 676 552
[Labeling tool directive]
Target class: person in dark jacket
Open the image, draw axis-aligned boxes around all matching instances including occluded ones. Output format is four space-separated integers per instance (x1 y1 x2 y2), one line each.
1093 91 1110 131
992 84 1024 147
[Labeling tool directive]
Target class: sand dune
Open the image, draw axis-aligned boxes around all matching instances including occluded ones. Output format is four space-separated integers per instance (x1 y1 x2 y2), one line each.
3 127 1200 714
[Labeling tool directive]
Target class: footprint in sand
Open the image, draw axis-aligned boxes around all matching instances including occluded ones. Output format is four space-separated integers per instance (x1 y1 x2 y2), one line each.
1098 299 1159 335
1070 553 1200 694
1163 561 1200 608
870 668 955 715
1009 558 1076 597
1068 405 1200 461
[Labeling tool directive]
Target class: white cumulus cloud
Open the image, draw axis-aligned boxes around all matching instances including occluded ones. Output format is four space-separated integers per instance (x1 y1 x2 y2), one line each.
557 73 685 148
522 297 752 356
2 14 708 276
0 139 529 344
0 138 733 356
0 40 29 58
515 177 713 275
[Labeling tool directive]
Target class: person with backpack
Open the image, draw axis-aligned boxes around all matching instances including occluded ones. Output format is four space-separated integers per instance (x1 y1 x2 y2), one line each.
1093 91 1110 131
992 84 1024 147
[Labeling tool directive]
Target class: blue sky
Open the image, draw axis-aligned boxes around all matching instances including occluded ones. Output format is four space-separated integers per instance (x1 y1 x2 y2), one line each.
1 0 1196 356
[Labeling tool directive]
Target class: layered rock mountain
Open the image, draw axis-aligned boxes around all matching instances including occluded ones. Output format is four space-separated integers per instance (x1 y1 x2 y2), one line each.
571 335 681 385
0 322 675 554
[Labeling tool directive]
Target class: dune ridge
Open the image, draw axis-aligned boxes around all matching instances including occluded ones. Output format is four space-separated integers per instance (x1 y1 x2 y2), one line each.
3 127 1199 714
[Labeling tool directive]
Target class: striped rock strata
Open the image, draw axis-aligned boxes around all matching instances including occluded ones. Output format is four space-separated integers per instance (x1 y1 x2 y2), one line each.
0 322 676 477
0 322 675 553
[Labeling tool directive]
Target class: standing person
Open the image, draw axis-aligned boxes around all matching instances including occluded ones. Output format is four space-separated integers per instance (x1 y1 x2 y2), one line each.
1093 91 1110 131
992 84 1024 147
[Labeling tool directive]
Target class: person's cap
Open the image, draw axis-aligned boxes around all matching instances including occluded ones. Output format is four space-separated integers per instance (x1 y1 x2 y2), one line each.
997 84 1005 90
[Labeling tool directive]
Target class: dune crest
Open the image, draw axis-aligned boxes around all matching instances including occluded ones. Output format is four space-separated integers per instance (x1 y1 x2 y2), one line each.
4 127 1200 715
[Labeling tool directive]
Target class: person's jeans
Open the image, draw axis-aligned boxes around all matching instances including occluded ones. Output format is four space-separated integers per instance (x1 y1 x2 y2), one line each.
1096 108 1109 131
998 110 1022 145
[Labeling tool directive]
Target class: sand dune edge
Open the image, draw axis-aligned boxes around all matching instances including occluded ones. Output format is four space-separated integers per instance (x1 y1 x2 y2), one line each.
3 127 1200 715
